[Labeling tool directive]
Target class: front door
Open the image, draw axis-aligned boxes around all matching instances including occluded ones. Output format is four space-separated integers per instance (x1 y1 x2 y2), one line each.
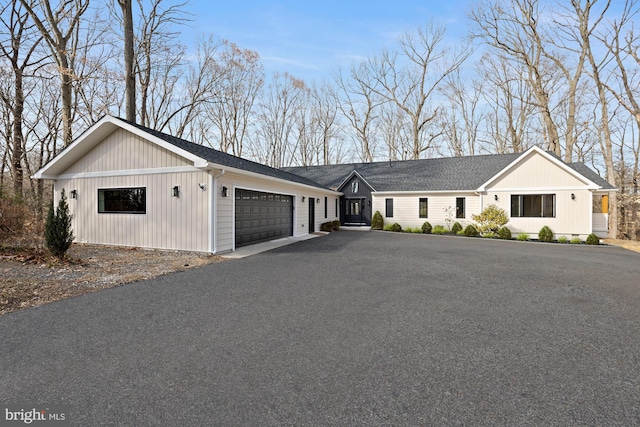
308 198 315 232
345 198 363 224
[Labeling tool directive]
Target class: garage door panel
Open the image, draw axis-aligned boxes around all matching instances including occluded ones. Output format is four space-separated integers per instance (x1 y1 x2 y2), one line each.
235 189 293 248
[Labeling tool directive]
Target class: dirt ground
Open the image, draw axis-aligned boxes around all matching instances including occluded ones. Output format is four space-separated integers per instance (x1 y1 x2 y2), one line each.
1 243 224 316
602 238 640 253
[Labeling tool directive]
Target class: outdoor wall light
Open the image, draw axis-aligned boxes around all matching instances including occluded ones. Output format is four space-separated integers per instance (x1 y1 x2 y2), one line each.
198 183 206 190
172 186 180 197
70 189 78 199
317 198 320 203
571 193 576 200
494 194 499 201
302 196 305 202
221 186 228 197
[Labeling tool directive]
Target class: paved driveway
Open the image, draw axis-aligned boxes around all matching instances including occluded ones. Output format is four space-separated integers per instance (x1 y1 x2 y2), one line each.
1 231 639 426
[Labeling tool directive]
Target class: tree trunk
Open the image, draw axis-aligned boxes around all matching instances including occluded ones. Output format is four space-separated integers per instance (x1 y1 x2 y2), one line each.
119 0 135 123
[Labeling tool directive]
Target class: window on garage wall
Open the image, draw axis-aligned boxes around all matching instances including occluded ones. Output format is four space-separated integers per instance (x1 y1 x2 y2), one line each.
98 188 146 214
419 198 428 218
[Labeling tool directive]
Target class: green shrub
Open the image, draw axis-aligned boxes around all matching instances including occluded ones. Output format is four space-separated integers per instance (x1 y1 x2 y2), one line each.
516 233 529 241
570 237 582 244
498 226 512 240
472 204 509 233
451 222 463 234
421 221 432 234
320 221 334 232
45 189 74 261
586 233 600 245
538 226 554 242
433 225 448 235
402 226 421 233
482 231 498 238
332 220 341 230
557 236 568 243
389 223 402 232
371 211 384 230
463 224 478 237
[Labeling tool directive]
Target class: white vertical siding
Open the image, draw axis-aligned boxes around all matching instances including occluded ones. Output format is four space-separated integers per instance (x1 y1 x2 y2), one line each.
57 170 210 252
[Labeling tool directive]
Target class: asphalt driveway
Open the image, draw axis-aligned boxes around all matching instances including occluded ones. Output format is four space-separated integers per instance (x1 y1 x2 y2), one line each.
1 231 639 426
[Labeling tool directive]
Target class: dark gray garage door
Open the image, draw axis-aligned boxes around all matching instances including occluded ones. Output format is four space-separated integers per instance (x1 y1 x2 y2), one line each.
235 189 294 247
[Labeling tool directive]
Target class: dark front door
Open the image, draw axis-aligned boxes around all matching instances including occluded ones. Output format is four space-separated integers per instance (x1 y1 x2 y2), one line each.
345 198 364 224
308 198 315 232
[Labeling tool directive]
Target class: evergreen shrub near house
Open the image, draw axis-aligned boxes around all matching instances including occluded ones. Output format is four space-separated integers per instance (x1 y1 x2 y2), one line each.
45 189 74 261
451 222 463 234
586 233 600 245
538 226 554 242
389 223 402 232
471 204 509 234
463 224 479 237
498 226 512 240
371 211 384 230
320 221 337 232
421 221 432 234
433 225 448 235
332 220 340 230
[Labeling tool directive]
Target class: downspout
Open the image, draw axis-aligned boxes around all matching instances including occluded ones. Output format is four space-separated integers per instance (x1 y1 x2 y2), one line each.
211 169 225 253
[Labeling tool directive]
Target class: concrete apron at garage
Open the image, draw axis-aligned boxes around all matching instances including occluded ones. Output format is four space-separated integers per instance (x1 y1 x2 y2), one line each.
222 232 328 259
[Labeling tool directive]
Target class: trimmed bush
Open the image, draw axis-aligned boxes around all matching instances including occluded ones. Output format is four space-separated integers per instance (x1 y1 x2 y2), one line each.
389 223 402 232
421 221 432 234
371 211 384 230
538 226 554 242
570 237 582 244
498 226 512 240
320 221 333 232
45 189 74 261
451 222 463 234
586 233 600 245
472 204 509 233
463 224 478 237
557 236 568 243
433 225 448 235
332 220 341 230
516 233 529 241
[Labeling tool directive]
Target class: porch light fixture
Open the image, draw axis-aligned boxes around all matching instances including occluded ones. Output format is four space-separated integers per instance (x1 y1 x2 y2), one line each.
221 186 228 197
70 189 78 199
302 196 305 202
571 193 576 200
172 186 180 197
317 198 320 203
494 194 499 201
198 183 206 190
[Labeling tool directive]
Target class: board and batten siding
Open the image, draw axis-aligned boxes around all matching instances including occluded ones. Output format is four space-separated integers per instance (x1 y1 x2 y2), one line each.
56 170 210 252
62 128 191 173
485 151 594 238
372 193 480 229
215 172 339 252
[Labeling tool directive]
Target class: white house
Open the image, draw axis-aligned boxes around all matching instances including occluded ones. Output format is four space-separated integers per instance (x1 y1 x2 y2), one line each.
33 116 341 253
33 116 615 253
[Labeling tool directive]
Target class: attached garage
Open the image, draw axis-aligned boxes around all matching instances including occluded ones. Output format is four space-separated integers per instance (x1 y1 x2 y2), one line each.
234 189 294 247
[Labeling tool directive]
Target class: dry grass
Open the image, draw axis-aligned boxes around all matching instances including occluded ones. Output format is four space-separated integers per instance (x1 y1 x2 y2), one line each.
602 238 640 254
1 243 224 316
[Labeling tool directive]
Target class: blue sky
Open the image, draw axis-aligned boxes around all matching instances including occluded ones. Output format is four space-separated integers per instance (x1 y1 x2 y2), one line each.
184 0 475 83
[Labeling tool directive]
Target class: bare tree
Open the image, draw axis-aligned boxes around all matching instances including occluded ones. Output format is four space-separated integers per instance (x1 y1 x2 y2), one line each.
19 0 90 146
366 23 470 159
0 0 44 197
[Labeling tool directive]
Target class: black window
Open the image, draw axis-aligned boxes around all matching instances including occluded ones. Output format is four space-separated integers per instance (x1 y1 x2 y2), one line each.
385 198 394 217
324 197 328 218
98 188 146 214
511 194 555 217
419 198 428 218
456 197 465 218
351 181 359 194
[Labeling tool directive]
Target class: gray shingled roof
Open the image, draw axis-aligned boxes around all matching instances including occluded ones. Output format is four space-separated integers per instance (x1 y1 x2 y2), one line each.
116 117 329 190
283 152 615 192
